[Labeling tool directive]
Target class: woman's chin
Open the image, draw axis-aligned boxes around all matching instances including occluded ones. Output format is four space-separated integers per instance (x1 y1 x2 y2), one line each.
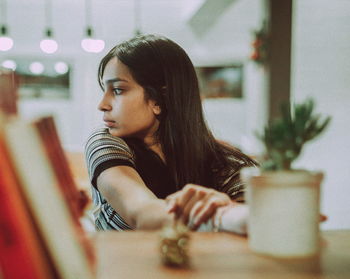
107 127 123 137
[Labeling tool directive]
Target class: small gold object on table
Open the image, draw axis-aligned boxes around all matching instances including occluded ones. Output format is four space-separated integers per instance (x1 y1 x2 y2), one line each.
160 221 190 267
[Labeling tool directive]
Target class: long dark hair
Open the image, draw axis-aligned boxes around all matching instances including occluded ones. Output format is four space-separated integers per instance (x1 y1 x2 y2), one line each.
98 34 257 197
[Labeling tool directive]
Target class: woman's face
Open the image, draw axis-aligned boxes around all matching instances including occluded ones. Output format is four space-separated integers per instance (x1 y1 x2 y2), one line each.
98 57 161 142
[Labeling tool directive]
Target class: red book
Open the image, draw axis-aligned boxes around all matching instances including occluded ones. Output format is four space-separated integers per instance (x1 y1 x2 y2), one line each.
33 116 95 265
33 116 84 221
2 116 95 279
0 116 56 279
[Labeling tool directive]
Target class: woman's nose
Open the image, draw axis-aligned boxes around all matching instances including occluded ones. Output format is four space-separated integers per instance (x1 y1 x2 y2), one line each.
98 93 112 112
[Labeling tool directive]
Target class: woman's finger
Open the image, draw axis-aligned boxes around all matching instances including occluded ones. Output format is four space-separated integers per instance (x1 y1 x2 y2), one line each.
165 185 196 216
192 197 223 230
187 200 206 229
173 185 198 213
181 189 207 225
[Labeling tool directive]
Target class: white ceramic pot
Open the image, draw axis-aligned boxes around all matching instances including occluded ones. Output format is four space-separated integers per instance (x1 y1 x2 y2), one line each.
242 168 323 258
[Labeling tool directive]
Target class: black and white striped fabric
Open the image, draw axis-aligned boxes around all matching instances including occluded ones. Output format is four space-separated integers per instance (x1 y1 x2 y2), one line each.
85 128 135 231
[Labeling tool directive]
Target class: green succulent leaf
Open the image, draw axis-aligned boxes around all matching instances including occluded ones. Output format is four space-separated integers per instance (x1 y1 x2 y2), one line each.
257 98 331 171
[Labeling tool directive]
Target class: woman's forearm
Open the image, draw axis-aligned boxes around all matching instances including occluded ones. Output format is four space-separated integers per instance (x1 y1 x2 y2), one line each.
133 199 174 230
196 203 248 235
218 203 248 234
98 166 173 230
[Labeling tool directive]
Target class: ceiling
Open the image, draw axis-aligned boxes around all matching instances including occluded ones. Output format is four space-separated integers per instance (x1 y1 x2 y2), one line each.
1 0 263 62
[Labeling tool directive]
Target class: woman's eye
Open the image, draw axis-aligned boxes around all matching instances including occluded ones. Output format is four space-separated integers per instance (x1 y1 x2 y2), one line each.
112 88 123 95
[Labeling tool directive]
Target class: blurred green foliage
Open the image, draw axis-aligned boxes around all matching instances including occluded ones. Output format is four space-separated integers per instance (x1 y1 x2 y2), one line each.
258 99 331 170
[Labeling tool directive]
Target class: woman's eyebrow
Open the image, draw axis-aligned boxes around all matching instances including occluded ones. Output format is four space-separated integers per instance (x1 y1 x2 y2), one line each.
104 77 129 85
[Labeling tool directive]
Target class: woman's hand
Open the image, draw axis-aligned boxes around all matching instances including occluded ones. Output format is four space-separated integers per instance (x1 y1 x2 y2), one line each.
165 184 232 230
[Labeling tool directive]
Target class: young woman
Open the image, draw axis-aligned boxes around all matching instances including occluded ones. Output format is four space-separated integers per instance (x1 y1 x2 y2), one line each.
85 34 257 232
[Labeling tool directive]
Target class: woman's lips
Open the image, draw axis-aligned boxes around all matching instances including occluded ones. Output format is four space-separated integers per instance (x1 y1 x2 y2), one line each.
104 120 116 128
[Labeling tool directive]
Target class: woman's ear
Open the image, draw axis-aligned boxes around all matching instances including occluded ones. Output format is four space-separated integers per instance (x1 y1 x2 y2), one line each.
149 100 161 115
152 103 162 115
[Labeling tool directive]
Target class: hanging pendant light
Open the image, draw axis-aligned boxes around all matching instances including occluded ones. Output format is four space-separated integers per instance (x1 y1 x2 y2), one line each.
1 59 16 70
133 0 142 36
0 0 14 51
0 25 13 51
81 26 105 53
40 0 58 54
40 28 58 54
81 0 105 53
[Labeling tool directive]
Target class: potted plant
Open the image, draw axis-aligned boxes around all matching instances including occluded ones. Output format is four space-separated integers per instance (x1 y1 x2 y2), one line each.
242 99 331 258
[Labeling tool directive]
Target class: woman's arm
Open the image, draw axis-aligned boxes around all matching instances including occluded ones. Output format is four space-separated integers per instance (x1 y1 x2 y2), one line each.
85 129 174 230
97 165 173 230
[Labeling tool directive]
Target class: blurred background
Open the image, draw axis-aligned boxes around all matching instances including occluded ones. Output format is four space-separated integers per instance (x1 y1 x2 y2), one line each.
0 0 349 230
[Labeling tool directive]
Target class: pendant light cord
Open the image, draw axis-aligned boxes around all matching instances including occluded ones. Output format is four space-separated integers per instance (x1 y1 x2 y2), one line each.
1 0 7 26
85 0 91 27
0 0 8 35
84 0 93 36
134 0 141 35
45 0 53 36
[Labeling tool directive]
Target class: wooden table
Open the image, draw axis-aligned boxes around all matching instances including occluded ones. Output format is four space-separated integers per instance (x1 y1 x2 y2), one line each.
95 230 350 279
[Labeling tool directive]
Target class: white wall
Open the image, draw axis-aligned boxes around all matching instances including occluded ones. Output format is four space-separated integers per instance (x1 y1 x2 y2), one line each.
189 0 267 151
15 54 104 153
291 0 350 230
